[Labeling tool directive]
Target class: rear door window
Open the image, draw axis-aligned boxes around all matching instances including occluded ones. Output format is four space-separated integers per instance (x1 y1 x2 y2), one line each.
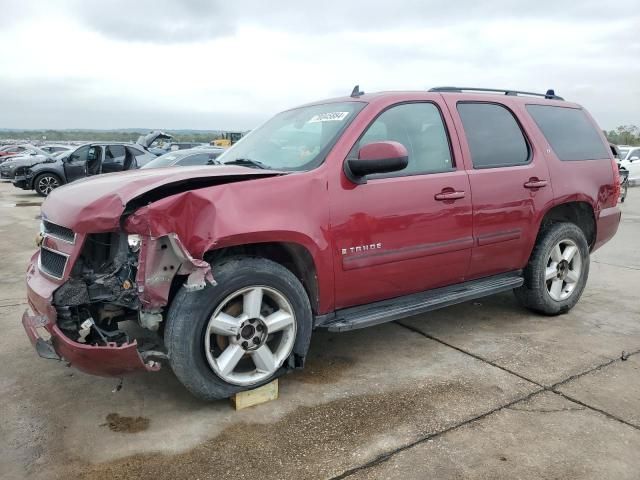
103 145 127 173
457 103 530 168
526 105 609 161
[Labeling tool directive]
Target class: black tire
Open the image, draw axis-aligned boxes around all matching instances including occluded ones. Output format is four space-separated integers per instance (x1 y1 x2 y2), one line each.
514 222 590 315
165 256 312 400
34 173 62 197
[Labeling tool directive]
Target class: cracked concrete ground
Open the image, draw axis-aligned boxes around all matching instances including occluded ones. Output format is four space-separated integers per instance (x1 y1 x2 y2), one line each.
0 181 638 480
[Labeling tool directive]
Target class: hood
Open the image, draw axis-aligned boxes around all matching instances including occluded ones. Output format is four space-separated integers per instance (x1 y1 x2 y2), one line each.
2 154 48 168
136 130 173 149
42 165 283 233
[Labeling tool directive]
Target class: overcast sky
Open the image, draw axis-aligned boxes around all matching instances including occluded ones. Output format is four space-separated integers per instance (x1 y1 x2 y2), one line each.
0 0 638 131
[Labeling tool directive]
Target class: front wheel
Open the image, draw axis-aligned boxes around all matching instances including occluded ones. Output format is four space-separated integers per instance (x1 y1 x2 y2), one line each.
165 256 312 400
514 222 590 315
34 173 61 196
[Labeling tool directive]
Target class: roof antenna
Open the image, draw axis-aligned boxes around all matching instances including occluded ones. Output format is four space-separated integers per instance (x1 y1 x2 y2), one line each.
350 85 364 97
545 89 557 99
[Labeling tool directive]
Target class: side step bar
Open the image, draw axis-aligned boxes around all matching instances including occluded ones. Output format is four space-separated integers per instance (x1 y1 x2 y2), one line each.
321 272 523 332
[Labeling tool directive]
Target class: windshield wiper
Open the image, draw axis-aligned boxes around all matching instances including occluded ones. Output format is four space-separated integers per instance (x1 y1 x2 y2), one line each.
223 158 269 169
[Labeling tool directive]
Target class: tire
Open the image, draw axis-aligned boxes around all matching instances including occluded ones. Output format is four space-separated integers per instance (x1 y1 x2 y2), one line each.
514 222 590 315
34 173 62 197
165 256 312 400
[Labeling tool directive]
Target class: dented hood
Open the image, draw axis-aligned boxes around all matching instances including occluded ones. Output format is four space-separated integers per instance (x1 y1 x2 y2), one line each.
41 166 282 233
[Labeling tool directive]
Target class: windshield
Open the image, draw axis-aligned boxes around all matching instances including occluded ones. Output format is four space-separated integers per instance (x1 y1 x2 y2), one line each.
618 147 630 159
218 101 366 171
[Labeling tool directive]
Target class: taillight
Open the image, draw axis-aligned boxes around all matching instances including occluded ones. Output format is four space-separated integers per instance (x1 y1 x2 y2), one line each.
613 162 621 204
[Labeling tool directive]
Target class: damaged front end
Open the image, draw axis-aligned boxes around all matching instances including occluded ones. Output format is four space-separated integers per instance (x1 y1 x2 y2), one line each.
24 224 212 376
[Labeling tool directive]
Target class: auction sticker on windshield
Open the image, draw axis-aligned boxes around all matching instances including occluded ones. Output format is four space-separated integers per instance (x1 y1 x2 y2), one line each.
308 112 350 123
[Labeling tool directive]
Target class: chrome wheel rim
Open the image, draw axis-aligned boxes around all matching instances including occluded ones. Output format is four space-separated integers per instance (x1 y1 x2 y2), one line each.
545 239 582 301
204 286 296 386
38 176 59 195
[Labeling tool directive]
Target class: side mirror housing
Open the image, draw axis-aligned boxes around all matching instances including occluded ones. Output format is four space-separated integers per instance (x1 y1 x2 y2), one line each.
630 156 640 161
344 141 409 184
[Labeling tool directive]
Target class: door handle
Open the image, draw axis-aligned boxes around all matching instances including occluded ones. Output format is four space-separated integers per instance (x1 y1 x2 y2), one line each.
434 190 466 201
523 178 548 189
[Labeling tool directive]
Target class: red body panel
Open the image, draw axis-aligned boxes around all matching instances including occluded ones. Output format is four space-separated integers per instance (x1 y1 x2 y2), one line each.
22 90 621 376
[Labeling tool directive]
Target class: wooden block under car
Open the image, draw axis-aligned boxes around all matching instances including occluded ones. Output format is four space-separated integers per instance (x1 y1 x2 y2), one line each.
231 379 278 410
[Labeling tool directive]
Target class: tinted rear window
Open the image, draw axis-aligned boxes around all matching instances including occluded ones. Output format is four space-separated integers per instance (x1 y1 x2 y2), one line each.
457 103 529 169
526 105 609 161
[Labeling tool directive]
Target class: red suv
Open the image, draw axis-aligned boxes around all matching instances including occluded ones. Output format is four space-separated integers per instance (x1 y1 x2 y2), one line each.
22 87 621 399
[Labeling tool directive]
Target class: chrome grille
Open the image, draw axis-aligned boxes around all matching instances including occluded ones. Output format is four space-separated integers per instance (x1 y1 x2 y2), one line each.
39 246 68 279
43 220 75 243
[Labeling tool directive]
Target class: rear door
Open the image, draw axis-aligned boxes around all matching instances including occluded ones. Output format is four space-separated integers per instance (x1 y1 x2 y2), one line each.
444 98 554 279
102 145 127 173
329 100 473 308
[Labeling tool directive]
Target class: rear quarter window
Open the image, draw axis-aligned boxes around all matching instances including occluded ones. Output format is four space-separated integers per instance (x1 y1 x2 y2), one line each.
526 105 609 161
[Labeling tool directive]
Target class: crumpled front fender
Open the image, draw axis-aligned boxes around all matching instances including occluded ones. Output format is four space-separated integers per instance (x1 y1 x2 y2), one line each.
135 233 214 311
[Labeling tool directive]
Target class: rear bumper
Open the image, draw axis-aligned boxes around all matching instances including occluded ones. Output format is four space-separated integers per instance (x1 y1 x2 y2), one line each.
22 256 159 377
593 205 621 251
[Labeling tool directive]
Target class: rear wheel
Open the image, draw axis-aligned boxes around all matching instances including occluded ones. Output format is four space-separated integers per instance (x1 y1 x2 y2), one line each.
165 256 312 400
514 222 590 315
34 173 61 196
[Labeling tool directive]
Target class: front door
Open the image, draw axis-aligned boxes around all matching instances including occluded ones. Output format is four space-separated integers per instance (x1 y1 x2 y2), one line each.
329 101 473 309
63 145 89 182
64 145 102 182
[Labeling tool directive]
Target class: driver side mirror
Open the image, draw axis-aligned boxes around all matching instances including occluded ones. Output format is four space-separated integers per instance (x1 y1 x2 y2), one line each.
630 156 640 162
344 141 409 184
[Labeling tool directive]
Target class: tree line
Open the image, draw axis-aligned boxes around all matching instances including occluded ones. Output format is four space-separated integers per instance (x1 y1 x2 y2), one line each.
605 125 640 146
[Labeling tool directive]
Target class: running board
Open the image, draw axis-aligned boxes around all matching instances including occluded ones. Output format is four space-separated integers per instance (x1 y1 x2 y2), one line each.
322 272 523 332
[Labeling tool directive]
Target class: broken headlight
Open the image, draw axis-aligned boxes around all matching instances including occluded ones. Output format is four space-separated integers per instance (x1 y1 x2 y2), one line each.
127 234 141 252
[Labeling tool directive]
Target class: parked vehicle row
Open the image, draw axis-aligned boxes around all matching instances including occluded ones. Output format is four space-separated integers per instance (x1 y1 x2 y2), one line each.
21 86 621 400
6 133 231 196
9 132 169 196
0 148 68 180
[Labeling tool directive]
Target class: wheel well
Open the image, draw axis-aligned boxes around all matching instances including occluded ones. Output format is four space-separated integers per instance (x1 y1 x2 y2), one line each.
205 242 320 314
539 202 596 249
34 171 61 180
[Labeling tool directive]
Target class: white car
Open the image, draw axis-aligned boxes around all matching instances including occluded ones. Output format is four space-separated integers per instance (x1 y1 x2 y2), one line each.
617 145 640 184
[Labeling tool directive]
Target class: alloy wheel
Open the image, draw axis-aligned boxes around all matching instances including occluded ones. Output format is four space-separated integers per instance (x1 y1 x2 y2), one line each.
545 238 582 301
204 286 296 386
38 176 59 195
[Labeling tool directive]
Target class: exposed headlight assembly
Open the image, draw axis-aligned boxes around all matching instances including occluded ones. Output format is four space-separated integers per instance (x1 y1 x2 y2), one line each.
128 234 141 252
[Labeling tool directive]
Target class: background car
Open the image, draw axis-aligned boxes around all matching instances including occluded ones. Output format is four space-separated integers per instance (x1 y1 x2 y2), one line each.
39 145 72 155
0 147 62 180
617 145 640 184
0 144 31 159
141 147 225 169
14 141 160 196
0 144 42 162
148 141 205 155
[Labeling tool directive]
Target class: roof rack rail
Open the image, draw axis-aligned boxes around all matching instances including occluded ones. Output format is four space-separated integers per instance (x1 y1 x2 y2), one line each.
428 86 564 101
